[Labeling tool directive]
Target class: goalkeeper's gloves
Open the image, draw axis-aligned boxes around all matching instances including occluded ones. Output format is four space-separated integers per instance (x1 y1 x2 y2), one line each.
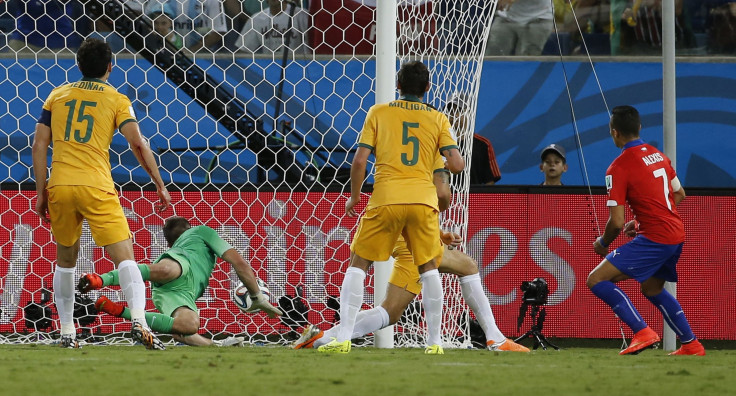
247 292 283 318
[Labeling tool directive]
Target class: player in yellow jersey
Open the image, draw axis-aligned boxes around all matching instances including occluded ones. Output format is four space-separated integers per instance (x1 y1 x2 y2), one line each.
31 38 171 349
318 61 464 354
295 159 528 353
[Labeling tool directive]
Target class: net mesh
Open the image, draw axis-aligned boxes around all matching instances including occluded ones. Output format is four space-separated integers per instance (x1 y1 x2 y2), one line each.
0 0 496 347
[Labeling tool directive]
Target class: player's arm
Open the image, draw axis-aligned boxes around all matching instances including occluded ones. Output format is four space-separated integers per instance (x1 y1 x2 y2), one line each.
433 169 451 212
441 147 464 174
120 122 171 212
346 146 371 217
671 176 685 205
221 249 282 318
594 205 625 257
432 168 462 248
31 122 52 223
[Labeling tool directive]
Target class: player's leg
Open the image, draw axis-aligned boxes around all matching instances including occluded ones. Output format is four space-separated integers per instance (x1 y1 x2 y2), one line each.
587 259 647 333
320 206 402 353
55 241 81 347
104 240 149 323
333 252 373 344
47 186 84 348
80 258 181 291
95 296 174 336
308 242 419 349
588 237 663 354
416 257 444 353
404 205 444 353
645 279 704 356
169 307 212 346
640 244 703 355
78 187 150 329
313 284 416 349
440 248 523 350
641 276 697 343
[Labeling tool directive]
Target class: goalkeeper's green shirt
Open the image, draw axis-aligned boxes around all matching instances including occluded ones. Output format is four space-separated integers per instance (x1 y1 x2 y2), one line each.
154 225 233 299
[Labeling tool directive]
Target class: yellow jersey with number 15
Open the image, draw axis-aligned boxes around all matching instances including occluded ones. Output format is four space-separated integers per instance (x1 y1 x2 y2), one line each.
358 96 458 211
38 77 136 194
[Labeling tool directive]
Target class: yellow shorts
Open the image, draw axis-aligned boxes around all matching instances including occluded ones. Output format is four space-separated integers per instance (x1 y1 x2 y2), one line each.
389 237 444 295
47 185 131 247
350 204 442 265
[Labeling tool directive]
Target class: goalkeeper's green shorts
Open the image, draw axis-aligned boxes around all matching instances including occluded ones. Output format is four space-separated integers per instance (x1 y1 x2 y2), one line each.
151 253 202 317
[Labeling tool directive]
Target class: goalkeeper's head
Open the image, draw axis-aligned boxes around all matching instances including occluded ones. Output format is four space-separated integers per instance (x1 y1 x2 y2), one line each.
397 61 430 98
163 216 192 248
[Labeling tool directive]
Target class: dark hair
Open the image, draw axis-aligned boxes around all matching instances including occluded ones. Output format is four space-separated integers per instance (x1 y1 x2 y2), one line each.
163 216 191 247
610 105 641 138
397 61 430 97
76 38 112 78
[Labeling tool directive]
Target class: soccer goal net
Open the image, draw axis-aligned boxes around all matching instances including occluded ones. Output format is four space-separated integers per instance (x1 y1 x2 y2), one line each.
0 0 496 347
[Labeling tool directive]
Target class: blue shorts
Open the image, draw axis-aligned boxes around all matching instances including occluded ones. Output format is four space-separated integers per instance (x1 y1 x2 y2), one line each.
606 235 683 282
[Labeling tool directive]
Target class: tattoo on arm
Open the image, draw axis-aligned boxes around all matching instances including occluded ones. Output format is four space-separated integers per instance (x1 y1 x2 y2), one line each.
440 171 450 184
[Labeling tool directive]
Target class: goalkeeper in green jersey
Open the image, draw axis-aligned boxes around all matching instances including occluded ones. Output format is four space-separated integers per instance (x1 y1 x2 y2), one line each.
78 216 282 348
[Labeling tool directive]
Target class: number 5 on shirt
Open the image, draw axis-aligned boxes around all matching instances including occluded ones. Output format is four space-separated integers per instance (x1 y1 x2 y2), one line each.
401 121 419 166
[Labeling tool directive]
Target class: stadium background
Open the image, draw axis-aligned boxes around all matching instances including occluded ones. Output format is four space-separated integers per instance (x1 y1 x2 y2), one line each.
1 0 736 343
3 58 736 187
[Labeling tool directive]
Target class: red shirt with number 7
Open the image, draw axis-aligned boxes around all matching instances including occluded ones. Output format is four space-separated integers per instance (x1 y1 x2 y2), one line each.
604 139 685 244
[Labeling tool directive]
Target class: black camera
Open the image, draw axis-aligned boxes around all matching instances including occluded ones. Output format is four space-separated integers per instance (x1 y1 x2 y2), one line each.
520 277 549 305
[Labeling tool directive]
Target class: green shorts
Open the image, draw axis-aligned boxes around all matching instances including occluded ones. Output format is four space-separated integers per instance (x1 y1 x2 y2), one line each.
151 252 204 317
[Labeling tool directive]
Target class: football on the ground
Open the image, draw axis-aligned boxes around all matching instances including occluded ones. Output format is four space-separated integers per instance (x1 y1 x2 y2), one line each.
233 279 271 313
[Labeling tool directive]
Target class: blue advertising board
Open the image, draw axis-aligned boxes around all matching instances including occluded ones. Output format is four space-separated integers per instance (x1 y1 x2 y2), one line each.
2 57 734 187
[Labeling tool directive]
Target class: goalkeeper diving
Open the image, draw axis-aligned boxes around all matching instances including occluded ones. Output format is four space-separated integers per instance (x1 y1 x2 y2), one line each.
78 216 282 348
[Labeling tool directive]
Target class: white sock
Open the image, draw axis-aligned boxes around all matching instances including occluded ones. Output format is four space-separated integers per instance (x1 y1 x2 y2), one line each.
420 269 443 346
53 266 76 336
354 306 390 339
314 325 338 348
460 273 505 343
314 306 390 348
336 267 366 342
117 260 146 322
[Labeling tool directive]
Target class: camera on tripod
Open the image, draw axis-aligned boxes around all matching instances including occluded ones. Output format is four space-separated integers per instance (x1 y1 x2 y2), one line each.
520 277 549 306
514 277 559 350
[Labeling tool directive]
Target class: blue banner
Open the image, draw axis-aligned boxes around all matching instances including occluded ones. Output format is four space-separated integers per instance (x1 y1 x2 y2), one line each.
2 58 734 187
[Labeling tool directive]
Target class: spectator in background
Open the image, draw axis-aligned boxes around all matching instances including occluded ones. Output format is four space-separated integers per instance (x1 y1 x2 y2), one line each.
223 0 256 31
87 0 145 53
443 93 502 185
486 0 554 56
9 0 82 52
236 0 310 57
146 2 184 50
610 0 696 55
144 0 228 52
540 143 568 186
242 0 268 22
707 0 736 54
553 0 613 55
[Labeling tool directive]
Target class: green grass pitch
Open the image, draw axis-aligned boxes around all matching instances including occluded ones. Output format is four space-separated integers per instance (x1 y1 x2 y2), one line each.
1 342 733 396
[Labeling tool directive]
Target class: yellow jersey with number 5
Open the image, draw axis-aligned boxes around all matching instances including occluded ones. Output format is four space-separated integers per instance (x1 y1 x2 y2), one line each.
358 96 458 210
39 77 136 194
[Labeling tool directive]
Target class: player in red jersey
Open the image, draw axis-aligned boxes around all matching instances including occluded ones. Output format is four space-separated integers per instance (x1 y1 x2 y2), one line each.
586 105 704 356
